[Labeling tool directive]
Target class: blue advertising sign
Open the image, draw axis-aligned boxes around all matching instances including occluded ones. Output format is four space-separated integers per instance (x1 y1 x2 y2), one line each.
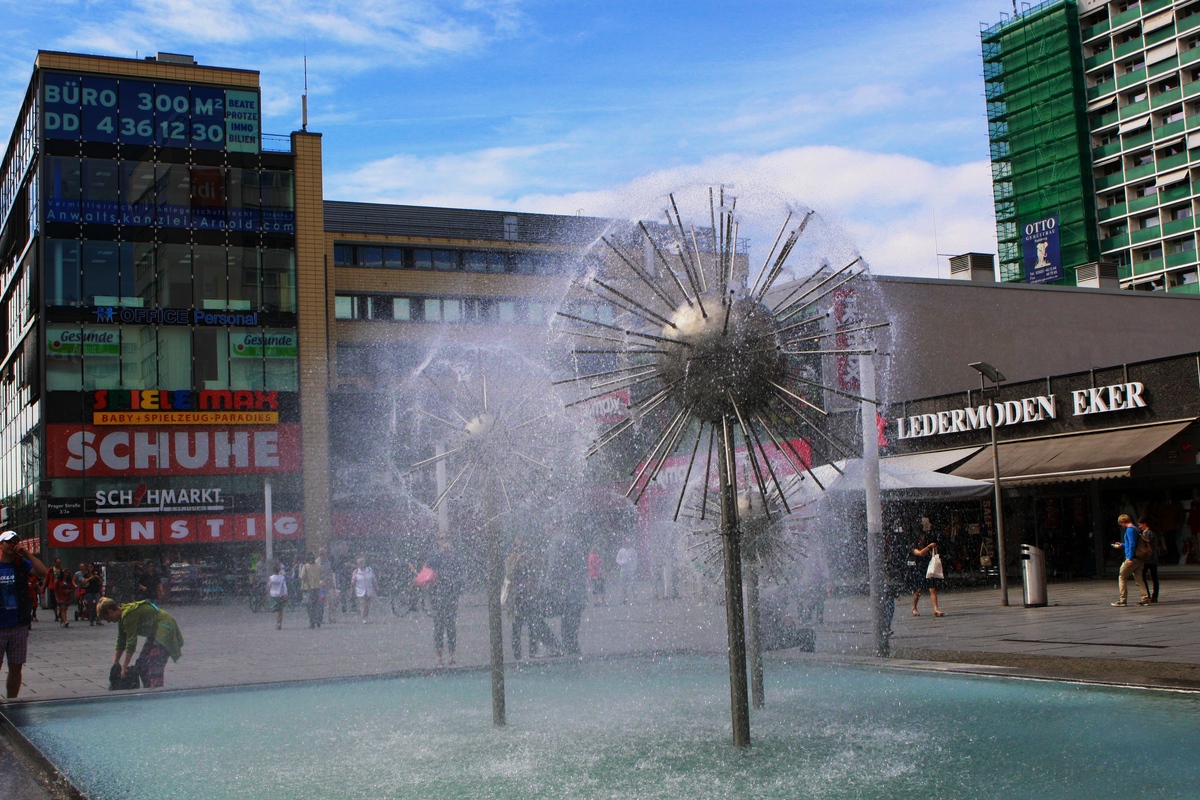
1022 215 1062 284
42 73 259 153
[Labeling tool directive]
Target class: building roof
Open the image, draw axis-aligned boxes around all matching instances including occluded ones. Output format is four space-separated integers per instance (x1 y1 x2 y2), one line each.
323 200 612 246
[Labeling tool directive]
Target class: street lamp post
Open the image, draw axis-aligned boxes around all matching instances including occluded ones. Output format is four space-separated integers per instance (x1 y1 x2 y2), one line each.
969 362 1010 607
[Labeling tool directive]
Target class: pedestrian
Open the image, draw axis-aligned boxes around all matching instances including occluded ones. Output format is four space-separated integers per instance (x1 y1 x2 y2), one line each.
350 556 376 623
0 530 48 699
316 547 336 624
506 538 558 659
910 517 945 617
588 549 607 606
1111 514 1151 607
268 562 288 630
51 566 74 628
422 539 462 666
615 542 638 605
299 552 325 629
547 533 587 656
881 522 910 639
96 597 183 688
82 566 103 625
1137 516 1163 603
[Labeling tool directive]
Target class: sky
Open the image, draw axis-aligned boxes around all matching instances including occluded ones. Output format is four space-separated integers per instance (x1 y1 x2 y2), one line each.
0 0 1016 277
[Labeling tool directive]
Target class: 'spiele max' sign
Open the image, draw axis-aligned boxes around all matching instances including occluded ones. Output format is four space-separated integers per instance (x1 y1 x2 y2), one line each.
895 382 1147 440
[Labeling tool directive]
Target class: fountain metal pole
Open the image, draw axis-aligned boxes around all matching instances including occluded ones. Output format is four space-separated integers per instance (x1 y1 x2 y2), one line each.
860 353 887 657
718 418 751 748
487 526 506 726
745 556 764 709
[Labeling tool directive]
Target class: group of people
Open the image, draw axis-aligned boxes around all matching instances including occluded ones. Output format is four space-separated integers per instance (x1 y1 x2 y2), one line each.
1110 514 1167 606
504 534 588 659
29 558 106 628
881 515 947 637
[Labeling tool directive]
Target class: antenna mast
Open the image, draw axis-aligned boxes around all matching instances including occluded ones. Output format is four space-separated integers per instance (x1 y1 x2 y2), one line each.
302 50 309 131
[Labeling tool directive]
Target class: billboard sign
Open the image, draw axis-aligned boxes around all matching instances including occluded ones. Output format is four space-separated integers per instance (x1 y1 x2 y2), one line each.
1022 215 1062 284
48 513 303 547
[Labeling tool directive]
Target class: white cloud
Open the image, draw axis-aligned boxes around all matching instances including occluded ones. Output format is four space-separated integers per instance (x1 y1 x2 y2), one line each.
325 144 997 279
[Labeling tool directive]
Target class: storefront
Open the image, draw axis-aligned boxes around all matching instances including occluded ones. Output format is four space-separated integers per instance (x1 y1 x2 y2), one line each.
884 352 1200 578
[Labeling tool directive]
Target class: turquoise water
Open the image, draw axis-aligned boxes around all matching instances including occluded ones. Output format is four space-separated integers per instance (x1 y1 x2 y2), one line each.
9 657 1199 799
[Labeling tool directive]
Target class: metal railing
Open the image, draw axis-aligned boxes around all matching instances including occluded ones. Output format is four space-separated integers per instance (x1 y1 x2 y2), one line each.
262 133 292 153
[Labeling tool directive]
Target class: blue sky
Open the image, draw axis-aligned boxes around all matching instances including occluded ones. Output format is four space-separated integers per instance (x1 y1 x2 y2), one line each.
0 0 1015 276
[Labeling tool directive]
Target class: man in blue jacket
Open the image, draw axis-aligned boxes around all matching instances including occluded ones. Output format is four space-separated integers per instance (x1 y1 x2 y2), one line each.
0 530 49 698
1111 514 1150 607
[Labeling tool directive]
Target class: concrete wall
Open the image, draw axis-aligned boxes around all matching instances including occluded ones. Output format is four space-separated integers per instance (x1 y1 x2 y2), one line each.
866 276 1200 402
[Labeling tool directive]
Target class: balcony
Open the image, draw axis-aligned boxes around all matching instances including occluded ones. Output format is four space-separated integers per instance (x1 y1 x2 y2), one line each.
1086 50 1115 70
1114 37 1145 59
1150 56 1179 76
1131 226 1163 244
1161 183 1192 202
1120 98 1150 118
1118 69 1149 90
1126 162 1157 181
1081 21 1111 40
1093 109 1121 128
1143 0 1172 12
1182 46 1200 67
1095 171 1126 190
1154 120 1186 139
1163 217 1195 236
1158 152 1190 171
1124 129 1153 148
1151 87 1183 108
1134 257 1166 275
1111 6 1142 28
1101 232 1132 250
1093 141 1123 159
1167 249 1199 268
1129 193 1160 212
1088 79 1118 100
1145 25 1177 47
1098 202 1129 221
1168 281 1200 293
1181 14 1200 34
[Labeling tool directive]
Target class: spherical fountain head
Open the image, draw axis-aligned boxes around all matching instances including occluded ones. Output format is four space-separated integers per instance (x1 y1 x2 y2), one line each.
465 412 496 439
656 291 787 423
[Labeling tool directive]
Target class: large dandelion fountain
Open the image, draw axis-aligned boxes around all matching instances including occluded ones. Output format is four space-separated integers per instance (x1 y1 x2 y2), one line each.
557 187 884 747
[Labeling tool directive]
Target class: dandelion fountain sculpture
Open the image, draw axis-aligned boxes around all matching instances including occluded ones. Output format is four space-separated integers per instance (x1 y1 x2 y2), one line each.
556 187 885 746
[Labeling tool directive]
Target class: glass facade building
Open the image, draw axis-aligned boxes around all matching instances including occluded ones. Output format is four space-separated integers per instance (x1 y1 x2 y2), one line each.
0 52 303 559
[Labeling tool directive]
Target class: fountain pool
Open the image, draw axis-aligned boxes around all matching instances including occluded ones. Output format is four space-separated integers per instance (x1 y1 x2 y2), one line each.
6 656 1198 799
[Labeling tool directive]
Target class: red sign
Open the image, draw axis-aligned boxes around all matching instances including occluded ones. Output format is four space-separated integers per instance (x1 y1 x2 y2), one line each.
46 425 302 477
48 514 303 547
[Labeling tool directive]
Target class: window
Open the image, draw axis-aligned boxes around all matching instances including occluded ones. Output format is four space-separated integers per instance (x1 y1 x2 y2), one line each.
1139 214 1160 230
359 246 384 268
504 216 518 241
433 250 456 271
335 296 357 320
412 249 433 270
334 243 353 267
45 240 81 306
384 247 403 268
45 156 80 223
497 300 516 323
155 163 191 228
81 241 121 305
122 325 157 388
367 296 392 320
120 161 155 226
156 243 193 308
193 328 230 389
157 327 191 388
1171 205 1193 220
262 249 296 313
228 247 259 311
1169 237 1196 253
193 245 228 310
393 298 411 321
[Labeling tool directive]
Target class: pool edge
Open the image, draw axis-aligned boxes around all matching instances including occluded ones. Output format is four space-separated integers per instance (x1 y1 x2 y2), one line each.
0 708 87 800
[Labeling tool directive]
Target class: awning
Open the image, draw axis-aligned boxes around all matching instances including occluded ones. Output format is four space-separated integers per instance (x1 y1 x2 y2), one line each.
801 458 993 500
1118 115 1151 133
1146 41 1178 65
949 420 1194 486
1143 9 1175 33
1158 168 1190 187
883 446 983 473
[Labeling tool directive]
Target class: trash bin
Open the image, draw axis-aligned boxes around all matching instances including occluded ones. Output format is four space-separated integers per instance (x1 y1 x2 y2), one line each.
1019 544 1047 608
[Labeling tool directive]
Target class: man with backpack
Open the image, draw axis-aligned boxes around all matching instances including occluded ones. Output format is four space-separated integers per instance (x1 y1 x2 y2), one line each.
1110 514 1151 607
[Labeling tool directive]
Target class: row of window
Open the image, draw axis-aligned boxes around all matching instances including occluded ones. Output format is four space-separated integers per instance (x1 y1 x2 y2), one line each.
45 240 296 313
335 294 554 325
46 325 298 392
333 242 575 276
45 157 293 232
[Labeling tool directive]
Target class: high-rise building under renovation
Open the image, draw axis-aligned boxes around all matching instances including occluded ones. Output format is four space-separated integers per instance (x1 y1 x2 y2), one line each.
983 0 1200 292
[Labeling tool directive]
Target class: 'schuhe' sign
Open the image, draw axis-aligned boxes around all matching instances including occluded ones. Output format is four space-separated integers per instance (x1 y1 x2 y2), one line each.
46 425 301 477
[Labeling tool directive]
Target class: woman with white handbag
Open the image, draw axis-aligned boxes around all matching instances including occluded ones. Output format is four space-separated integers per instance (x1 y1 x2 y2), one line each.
911 516 945 618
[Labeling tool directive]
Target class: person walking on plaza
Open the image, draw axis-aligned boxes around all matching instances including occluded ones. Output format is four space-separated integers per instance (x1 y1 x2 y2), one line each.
910 517 944 617
316 547 337 624
350 557 376 623
1112 514 1151 606
82 566 103 625
0 530 48 699
299 552 325 629
1138 516 1164 603
50 566 74 628
268 562 289 630
588 549 607 606
423 539 462 666
615 542 638 605
96 597 183 688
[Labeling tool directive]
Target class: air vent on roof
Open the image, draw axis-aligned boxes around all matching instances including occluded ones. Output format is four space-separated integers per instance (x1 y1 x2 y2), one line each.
948 252 996 282
151 53 196 65
1076 261 1120 290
